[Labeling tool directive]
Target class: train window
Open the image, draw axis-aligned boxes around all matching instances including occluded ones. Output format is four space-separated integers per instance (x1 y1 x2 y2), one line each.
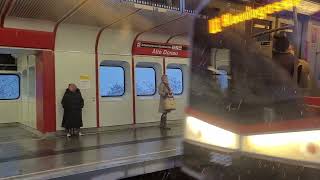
100 66 125 97
136 67 156 96
0 74 20 100
251 19 272 41
189 0 316 127
166 68 183 95
211 49 231 74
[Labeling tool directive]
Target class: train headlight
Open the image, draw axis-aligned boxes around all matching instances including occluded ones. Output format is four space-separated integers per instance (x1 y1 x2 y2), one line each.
242 130 320 162
184 116 240 150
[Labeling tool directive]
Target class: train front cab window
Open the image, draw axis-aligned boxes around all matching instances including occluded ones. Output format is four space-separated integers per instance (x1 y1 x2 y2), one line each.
183 0 320 178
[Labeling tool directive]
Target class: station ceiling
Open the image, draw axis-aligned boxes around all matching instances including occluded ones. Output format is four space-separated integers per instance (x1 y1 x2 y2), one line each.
0 0 194 36
0 0 319 35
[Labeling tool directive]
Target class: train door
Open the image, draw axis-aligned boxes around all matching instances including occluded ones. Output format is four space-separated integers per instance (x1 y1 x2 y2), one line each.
19 55 37 129
165 58 189 121
132 40 190 124
99 58 133 127
134 56 163 124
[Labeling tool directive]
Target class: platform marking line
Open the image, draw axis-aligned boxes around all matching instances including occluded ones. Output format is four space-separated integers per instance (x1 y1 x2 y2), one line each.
0 135 182 163
1 148 181 180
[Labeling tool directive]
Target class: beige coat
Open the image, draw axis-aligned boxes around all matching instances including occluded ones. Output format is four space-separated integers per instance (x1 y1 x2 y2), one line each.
158 82 171 113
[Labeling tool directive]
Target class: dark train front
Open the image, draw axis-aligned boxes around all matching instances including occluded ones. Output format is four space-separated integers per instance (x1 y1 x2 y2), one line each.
182 0 320 179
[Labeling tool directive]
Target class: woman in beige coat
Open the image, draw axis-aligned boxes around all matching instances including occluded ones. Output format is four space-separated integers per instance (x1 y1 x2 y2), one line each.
158 75 173 129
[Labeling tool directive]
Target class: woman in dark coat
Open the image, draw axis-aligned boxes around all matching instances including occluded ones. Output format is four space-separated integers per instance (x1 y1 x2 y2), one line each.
61 83 84 137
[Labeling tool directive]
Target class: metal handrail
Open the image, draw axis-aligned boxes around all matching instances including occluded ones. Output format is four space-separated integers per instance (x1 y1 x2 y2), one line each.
251 25 294 38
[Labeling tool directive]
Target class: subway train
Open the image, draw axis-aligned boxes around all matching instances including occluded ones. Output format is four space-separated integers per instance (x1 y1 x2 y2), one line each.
182 0 320 179
0 0 319 178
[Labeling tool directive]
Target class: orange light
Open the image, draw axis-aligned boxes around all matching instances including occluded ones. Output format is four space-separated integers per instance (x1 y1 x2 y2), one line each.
208 0 301 34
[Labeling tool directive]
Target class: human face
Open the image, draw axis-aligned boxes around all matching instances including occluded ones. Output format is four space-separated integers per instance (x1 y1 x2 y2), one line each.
68 84 77 92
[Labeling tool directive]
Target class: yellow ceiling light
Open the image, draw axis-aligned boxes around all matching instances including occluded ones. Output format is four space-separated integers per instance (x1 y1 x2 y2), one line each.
209 0 302 34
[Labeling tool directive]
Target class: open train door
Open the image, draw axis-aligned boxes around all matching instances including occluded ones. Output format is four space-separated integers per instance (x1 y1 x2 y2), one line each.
0 47 55 140
183 0 320 179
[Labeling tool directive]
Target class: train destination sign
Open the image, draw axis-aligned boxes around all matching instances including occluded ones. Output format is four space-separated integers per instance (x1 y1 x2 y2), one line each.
209 0 301 34
133 41 189 58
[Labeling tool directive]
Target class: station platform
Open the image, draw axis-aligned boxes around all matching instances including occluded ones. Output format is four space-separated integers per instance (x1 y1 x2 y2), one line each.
0 123 183 180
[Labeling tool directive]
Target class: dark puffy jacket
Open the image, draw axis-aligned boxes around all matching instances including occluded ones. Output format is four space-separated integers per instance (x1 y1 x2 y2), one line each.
61 89 84 110
61 89 84 129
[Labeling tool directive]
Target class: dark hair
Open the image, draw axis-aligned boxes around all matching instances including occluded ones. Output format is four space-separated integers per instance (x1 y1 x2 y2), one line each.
273 32 290 52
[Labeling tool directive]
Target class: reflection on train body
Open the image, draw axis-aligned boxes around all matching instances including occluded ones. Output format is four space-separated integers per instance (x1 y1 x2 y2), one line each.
183 0 320 179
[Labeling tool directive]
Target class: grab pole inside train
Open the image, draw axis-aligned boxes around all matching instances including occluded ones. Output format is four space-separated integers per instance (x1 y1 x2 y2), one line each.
293 5 300 59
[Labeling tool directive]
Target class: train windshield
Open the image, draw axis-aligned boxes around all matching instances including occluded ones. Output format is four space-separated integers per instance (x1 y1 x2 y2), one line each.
189 0 320 128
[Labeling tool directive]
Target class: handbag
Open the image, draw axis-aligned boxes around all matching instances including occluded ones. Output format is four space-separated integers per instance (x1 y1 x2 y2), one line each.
163 83 176 110
164 96 176 111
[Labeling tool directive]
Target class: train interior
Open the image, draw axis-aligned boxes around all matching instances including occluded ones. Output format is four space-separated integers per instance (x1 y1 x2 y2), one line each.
189 0 320 125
